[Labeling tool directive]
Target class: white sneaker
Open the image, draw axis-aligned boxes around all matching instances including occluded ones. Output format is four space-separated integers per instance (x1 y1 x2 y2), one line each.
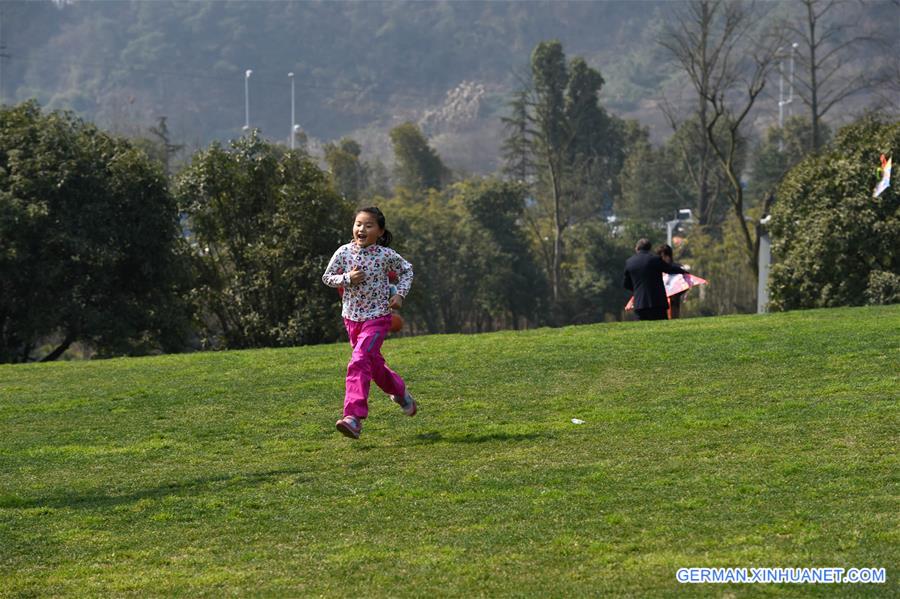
335 415 362 439
390 391 417 417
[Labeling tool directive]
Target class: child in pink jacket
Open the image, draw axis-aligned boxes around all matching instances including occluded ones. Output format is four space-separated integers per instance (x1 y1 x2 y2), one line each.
322 206 416 439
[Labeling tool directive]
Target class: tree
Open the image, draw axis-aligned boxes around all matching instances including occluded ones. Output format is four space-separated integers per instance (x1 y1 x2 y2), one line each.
747 115 828 203
505 41 624 315
389 122 449 193
175 132 352 349
383 189 472 333
148 116 184 178
679 220 758 315
500 88 534 183
130 116 186 181
616 121 694 223
667 114 740 226
324 137 368 204
456 179 546 330
658 0 729 227
660 0 781 275
384 178 545 334
768 116 899 310
564 57 623 216
0 101 191 363
528 40 570 307
788 0 880 151
563 220 634 323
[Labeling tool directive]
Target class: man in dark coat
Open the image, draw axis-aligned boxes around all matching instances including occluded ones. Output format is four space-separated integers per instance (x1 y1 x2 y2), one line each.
623 238 688 321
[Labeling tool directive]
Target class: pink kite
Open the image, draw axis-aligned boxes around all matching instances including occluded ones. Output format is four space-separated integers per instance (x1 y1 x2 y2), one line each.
625 273 709 311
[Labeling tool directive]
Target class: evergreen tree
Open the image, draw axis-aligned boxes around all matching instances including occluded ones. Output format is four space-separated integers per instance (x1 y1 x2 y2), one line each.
500 88 533 183
324 137 369 204
503 41 624 317
389 122 449 193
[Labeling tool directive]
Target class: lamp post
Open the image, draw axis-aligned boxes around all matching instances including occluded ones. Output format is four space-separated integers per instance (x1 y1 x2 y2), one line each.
288 72 296 149
757 214 772 313
789 42 798 117
243 69 253 132
777 43 798 150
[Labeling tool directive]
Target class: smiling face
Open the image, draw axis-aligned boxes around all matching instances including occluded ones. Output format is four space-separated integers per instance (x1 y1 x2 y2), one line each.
353 211 383 248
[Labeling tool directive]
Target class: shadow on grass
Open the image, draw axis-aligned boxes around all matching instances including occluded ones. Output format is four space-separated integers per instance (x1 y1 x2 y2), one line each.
1 468 307 511
410 430 544 445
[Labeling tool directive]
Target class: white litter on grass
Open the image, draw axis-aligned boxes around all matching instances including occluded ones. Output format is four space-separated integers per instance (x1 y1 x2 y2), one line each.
571 418 585 425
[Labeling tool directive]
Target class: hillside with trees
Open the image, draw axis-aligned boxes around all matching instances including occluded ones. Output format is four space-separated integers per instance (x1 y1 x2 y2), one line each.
1 0 898 361
1 0 673 171
3 0 893 174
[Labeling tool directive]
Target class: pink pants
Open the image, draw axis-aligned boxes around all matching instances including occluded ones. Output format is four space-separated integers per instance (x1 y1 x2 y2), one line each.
343 314 406 419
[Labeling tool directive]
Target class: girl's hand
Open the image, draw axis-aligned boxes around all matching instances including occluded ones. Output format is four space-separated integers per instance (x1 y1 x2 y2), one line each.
348 268 365 286
388 294 403 309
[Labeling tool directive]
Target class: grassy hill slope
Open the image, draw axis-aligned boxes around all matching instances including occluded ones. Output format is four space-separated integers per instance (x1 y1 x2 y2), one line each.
1 306 898 596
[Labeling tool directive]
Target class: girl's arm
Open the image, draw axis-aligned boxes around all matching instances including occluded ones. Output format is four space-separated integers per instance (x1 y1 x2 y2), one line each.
322 247 350 288
389 250 414 297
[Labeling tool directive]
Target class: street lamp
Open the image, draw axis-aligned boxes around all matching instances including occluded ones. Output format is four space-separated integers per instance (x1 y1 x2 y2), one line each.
777 43 798 149
757 214 773 313
288 72 295 149
243 69 253 132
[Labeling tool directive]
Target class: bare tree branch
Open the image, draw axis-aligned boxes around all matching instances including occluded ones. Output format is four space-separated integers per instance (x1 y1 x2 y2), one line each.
664 0 782 275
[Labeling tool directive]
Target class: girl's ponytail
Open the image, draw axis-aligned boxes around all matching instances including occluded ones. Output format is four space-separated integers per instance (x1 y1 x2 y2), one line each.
379 228 393 247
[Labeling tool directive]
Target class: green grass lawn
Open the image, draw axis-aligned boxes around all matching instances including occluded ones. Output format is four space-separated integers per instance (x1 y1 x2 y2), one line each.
1 306 898 597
